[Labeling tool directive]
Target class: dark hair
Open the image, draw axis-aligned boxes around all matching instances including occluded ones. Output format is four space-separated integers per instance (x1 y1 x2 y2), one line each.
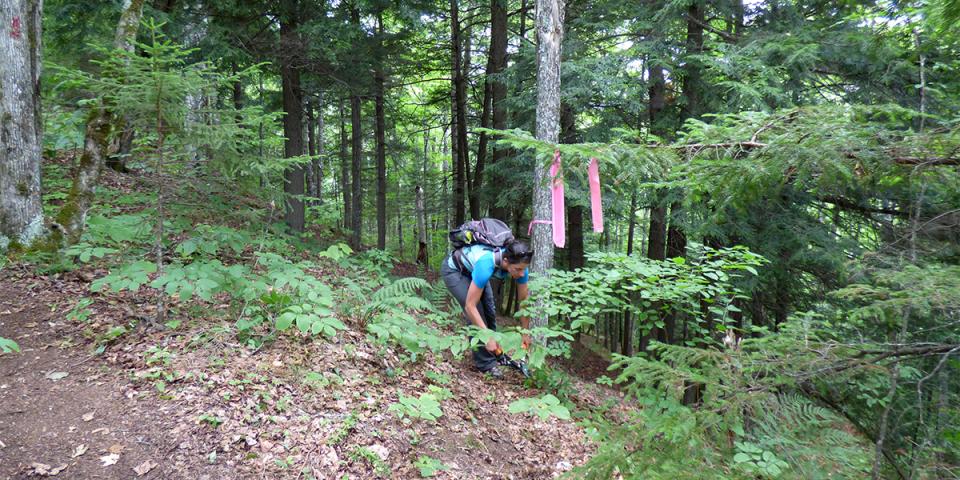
503 239 533 264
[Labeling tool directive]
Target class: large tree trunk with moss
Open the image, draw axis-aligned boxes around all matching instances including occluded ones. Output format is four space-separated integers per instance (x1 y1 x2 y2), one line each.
529 0 565 331
55 0 145 245
0 0 44 250
280 0 305 233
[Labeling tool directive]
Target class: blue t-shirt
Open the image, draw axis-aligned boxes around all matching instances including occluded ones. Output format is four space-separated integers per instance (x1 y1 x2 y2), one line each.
448 245 529 288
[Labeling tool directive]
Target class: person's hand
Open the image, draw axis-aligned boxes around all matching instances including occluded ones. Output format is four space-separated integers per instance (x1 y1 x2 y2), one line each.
485 338 501 353
521 334 532 350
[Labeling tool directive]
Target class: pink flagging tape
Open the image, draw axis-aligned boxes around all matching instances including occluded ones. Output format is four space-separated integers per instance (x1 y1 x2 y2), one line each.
528 219 552 236
588 157 604 233
550 150 566 248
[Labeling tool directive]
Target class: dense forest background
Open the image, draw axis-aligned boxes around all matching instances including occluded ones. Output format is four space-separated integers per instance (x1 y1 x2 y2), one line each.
1 0 959 478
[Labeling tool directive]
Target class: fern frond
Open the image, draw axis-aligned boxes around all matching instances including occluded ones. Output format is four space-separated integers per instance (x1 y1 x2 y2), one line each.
372 277 430 302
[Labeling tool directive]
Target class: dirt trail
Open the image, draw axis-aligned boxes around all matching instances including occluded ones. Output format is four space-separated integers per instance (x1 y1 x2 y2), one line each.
0 278 232 480
0 269 609 479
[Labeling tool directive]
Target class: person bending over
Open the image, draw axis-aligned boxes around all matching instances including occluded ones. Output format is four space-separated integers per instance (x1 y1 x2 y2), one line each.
441 239 533 378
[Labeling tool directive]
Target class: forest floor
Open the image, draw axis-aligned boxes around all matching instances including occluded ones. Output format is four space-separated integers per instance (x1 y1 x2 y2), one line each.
0 264 621 480
0 159 624 480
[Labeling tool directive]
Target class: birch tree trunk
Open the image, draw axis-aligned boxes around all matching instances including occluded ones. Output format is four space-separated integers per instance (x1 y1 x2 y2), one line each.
0 0 44 249
54 0 144 245
530 0 564 331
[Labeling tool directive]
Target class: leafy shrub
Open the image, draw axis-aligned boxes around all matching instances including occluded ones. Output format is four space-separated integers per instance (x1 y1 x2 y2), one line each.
508 394 571 421
414 455 449 477
389 393 443 422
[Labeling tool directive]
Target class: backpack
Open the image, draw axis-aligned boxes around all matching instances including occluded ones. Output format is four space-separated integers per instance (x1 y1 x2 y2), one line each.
449 218 515 250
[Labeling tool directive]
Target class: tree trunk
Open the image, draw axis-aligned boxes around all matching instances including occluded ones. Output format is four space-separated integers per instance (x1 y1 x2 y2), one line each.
667 203 686 258
450 0 466 225
280 2 305 234
340 98 351 230
108 127 134 172
350 93 363 249
561 103 584 271
306 100 317 200
416 185 428 266
474 0 509 219
473 44 492 220
647 207 667 260
485 0 509 221
375 13 387 249
0 0 44 249
622 192 638 355
315 91 324 206
54 0 144 245
681 0 706 122
530 0 565 332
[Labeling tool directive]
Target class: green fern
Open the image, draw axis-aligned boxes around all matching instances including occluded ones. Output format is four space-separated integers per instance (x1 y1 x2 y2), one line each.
372 277 430 302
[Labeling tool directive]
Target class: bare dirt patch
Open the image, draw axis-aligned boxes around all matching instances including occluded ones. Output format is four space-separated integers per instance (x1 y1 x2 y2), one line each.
0 266 606 479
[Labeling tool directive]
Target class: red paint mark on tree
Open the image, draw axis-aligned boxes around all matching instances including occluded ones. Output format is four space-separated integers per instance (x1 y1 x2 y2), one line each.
11 17 22 39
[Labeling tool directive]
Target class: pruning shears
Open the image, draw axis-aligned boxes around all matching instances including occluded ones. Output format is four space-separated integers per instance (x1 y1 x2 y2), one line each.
494 348 531 378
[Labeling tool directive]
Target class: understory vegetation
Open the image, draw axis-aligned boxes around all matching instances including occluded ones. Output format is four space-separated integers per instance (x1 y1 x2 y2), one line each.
1 0 959 479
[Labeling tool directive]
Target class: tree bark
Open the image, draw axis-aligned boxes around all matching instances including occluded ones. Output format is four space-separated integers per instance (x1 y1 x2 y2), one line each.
450 0 470 225
306 100 317 201
682 0 705 121
416 185 428 266
350 93 363 249
54 0 144 245
561 103 583 271
375 13 387 249
280 0 305 233
486 0 509 221
530 0 565 331
474 0 509 220
315 91 324 206
0 0 44 249
450 0 465 225
339 98 351 230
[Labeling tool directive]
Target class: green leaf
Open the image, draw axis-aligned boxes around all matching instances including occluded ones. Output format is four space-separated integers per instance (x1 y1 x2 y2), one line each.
275 312 294 331
0 337 20 354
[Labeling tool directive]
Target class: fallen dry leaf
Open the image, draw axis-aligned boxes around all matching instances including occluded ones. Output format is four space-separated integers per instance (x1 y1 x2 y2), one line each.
30 463 68 476
71 444 88 458
82 412 95 422
107 443 124 454
132 459 158 476
100 453 120 466
45 371 69 381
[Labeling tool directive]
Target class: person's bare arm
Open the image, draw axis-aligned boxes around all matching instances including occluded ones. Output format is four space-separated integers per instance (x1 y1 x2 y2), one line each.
465 281 499 352
518 283 531 348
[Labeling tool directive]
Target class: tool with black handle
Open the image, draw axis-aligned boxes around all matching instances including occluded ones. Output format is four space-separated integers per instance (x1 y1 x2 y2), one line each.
493 347 531 378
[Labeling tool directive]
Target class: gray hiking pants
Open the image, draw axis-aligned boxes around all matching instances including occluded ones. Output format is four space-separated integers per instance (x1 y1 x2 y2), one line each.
441 255 498 372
